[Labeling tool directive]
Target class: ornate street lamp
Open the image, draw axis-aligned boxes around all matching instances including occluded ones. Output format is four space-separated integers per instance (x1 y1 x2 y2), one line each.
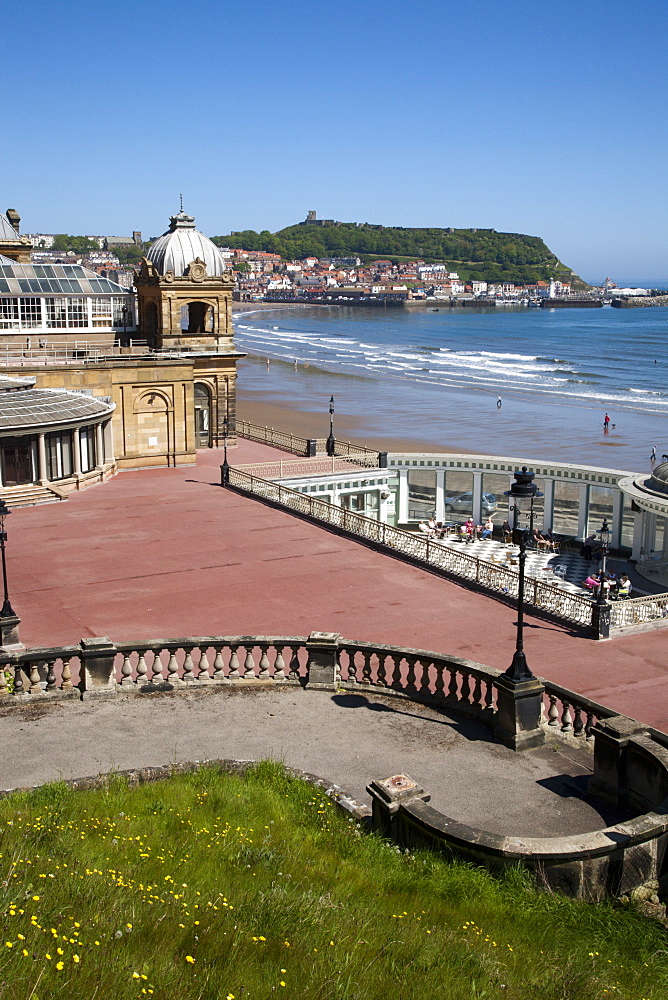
503 467 544 682
326 395 335 457
121 304 128 346
220 416 230 485
595 519 611 606
0 500 20 646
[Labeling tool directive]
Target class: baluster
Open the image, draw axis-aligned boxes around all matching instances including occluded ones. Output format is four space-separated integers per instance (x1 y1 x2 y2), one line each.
288 645 301 683
419 659 431 699
135 650 148 686
182 648 195 683
13 663 24 695
447 666 459 704
243 647 257 680
273 648 285 682
0 666 6 697
151 650 164 683
166 649 180 684
197 647 211 682
585 711 596 742
560 700 573 733
376 654 388 688
44 659 57 692
345 650 357 685
405 656 417 693
61 658 72 690
120 652 133 687
433 663 446 702
472 674 483 712
460 670 472 706
572 704 585 738
361 651 372 687
212 646 227 683
547 694 560 727
258 645 270 681
484 680 495 715
391 655 403 689
228 645 241 681
29 661 42 695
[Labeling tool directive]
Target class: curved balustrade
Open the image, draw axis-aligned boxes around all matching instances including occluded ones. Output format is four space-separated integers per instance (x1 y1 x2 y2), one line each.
610 593 668 630
236 419 380 466
227 469 595 630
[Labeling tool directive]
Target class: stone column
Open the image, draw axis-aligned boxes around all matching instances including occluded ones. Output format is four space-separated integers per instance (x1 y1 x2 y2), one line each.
103 420 114 463
367 774 430 842
305 632 340 690
631 510 644 562
588 715 647 805
72 427 81 476
37 432 49 485
494 674 546 751
79 637 117 697
95 422 104 469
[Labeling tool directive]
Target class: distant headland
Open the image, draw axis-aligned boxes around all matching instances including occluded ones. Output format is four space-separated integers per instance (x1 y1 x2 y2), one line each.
213 211 586 287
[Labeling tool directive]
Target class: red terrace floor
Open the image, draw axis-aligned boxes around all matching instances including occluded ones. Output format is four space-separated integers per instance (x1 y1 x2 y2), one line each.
7 442 668 733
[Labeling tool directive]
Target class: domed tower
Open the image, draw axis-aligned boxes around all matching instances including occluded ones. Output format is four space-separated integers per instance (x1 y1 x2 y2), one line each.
136 208 235 351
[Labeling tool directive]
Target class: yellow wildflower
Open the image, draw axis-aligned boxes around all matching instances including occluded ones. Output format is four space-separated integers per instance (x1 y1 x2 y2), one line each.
185 955 195 964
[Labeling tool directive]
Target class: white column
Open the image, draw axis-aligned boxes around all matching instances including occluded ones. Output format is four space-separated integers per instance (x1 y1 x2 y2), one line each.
611 489 623 548
471 472 483 524
435 470 445 522
103 420 114 462
541 479 554 532
631 512 644 561
37 432 48 484
577 485 589 540
95 422 104 469
72 427 81 476
398 469 409 524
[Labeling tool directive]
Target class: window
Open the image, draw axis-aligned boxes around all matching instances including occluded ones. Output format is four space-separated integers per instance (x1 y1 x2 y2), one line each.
19 297 42 328
408 470 436 520
79 426 96 473
621 495 635 550
67 298 87 327
587 485 615 537
113 298 132 326
553 480 580 536
0 298 19 329
45 298 67 328
46 431 73 480
91 297 112 327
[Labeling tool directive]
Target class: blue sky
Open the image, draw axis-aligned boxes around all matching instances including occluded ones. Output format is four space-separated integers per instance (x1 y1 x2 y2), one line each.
3 0 667 283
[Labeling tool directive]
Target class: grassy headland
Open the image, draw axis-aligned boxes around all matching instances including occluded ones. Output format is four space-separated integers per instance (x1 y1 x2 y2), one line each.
0 762 664 999
213 221 585 286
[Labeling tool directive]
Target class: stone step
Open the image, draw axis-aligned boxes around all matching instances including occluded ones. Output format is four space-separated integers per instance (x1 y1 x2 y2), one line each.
0 484 67 509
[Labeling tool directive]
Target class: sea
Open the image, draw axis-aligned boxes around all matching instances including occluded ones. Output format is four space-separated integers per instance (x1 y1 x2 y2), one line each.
233 303 668 473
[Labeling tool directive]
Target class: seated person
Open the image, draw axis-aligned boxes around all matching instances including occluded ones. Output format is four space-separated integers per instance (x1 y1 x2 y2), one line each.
427 517 438 534
481 517 494 540
418 521 433 535
583 573 600 592
617 573 632 598
464 517 476 541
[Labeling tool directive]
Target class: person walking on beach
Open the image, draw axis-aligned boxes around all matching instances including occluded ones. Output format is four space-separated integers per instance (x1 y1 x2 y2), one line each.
603 412 610 431
650 445 657 467
497 396 502 409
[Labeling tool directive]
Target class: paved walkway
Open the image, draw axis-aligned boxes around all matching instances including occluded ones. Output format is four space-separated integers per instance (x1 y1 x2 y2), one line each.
6 442 668 732
0 686 629 839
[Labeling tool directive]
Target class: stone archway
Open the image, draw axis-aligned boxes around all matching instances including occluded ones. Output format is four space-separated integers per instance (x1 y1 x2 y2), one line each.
144 301 158 335
180 301 214 333
194 383 212 448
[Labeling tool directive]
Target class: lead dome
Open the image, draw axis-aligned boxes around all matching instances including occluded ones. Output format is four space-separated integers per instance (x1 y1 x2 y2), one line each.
145 210 226 277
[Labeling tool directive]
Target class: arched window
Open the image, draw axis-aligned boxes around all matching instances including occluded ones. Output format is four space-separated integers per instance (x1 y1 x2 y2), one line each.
194 383 211 448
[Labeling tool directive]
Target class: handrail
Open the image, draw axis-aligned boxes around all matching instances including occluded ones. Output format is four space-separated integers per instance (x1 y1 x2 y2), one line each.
236 419 380 466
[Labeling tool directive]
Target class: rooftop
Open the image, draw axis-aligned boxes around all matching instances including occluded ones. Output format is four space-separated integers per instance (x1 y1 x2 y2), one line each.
0 387 113 429
0 255 130 296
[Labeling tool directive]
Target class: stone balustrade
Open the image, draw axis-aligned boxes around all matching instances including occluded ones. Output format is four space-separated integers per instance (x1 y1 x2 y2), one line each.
236 419 381 467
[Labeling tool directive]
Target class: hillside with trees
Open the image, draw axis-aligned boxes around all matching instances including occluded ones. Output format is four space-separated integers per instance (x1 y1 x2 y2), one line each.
212 220 584 285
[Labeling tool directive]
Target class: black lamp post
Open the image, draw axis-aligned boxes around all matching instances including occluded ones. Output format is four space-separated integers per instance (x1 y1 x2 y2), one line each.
595 519 611 606
220 416 230 485
121 305 128 346
503 467 544 682
0 500 20 647
326 395 335 457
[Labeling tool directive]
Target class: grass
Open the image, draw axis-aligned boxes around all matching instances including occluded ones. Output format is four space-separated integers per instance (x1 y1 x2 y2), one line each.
0 761 665 999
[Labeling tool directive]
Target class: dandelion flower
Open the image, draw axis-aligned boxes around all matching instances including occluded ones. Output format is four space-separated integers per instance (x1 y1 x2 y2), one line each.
56 961 64 971
185 955 195 964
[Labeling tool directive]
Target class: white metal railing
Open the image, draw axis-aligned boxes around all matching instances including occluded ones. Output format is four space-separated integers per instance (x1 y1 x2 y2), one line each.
227 468 595 629
232 457 367 478
236 419 380 466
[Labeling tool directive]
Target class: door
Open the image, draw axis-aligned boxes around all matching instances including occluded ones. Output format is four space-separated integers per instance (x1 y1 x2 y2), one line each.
2 437 36 486
194 384 211 448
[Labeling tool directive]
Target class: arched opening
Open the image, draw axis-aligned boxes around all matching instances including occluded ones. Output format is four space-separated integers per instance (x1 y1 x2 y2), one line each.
194 383 212 448
180 301 214 333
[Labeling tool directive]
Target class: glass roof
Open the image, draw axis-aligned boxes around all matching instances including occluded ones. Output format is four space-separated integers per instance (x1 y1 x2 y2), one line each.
0 255 130 297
